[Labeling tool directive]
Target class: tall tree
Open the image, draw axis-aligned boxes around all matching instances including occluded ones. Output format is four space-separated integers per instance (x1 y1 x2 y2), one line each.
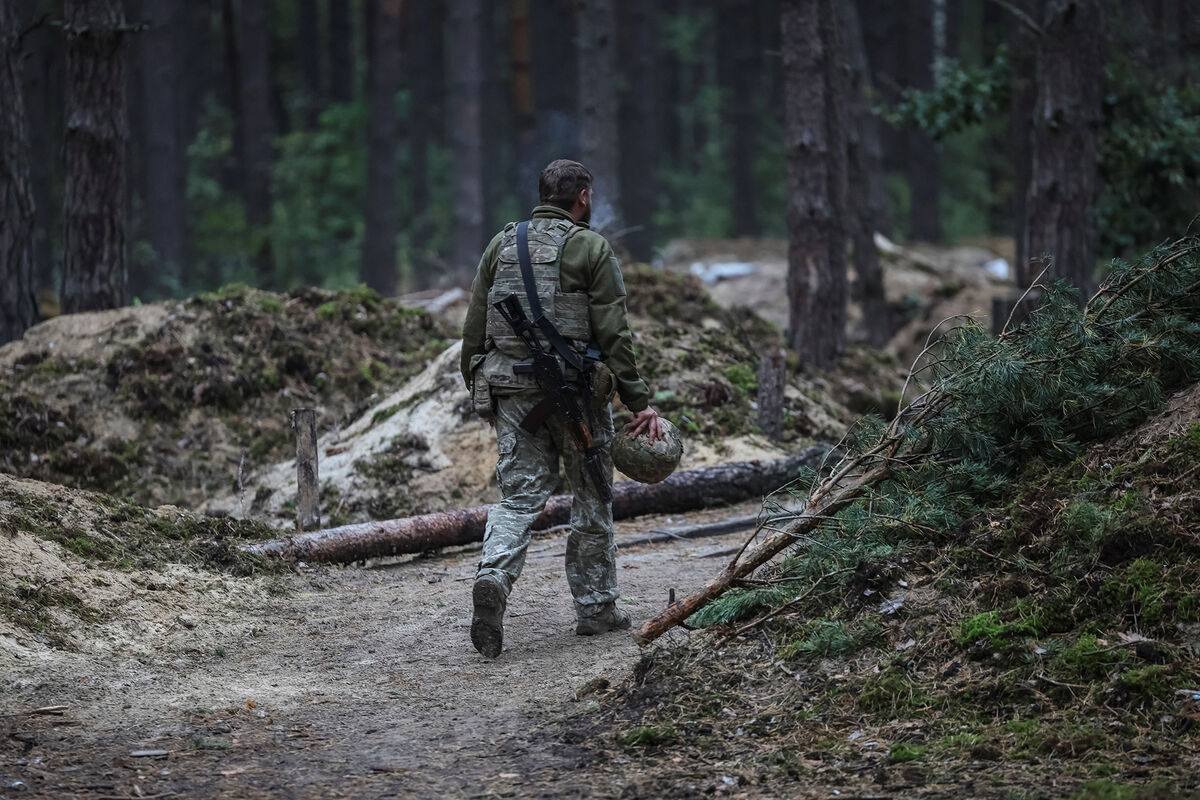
61 0 128 313
782 0 848 367
509 0 537 213
717 0 760 237
1 0 37 341
447 0 484 277
361 0 401 296
616 0 658 262
134 0 187 297
21 0 57 296
298 0 322 127
236 0 274 285
529 0 577 161
1024 0 1104 298
328 0 352 103
901 0 941 242
1009 0 1040 285
838 0 890 347
577 0 620 231
406 0 443 285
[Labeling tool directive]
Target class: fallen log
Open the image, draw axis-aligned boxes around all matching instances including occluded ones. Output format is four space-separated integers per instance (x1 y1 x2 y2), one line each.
244 447 829 563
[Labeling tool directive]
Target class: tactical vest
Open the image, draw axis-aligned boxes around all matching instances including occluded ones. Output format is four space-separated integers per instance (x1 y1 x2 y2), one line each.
481 218 593 392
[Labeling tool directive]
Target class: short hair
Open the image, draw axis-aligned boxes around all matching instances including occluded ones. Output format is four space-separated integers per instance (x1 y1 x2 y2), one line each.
539 159 592 210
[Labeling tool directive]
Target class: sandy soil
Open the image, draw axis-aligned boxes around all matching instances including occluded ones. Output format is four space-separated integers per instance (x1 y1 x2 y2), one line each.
2 502 778 800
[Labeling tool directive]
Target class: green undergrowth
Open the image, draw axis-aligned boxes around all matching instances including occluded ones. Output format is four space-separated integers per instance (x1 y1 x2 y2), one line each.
573 237 1200 795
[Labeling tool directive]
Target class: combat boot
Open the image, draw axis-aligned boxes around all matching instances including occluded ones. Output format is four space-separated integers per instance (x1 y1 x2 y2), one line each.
471 574 506 658
575 603 631 636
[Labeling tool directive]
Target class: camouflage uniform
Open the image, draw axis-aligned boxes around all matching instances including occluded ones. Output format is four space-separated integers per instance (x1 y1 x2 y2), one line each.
460 204 649 622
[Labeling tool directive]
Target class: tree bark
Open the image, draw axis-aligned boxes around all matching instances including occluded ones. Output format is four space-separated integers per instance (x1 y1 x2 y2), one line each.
855 0 898 238
509 0 537 214
1023 0 1104 299
134 0 187 297
22 0 57 301
530 0 577 157
246 450 829 563
328 0 352 103
406 0 442 286
297 0 321 126
236 0 273 287
447 0 484 279
756 347 785 441
782 0 848 368
616 0 657 262
292 408 320 531
838 0 890 347
61 0 128 314
901 0 941 242
361 0 402 296
718 0 759 237
577 0 620 233
1010 0 1040 285
1 0 37 343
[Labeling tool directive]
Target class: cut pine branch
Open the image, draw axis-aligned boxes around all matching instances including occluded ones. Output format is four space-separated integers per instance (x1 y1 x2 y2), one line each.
244 449 829 563
633 236 1200 647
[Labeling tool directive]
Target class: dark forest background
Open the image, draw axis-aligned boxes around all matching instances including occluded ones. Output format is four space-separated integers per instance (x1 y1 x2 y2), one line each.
1 0 1198 333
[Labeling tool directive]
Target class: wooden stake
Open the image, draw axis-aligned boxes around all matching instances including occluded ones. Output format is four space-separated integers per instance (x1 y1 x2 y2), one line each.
757 347 786 441
291 408 320 531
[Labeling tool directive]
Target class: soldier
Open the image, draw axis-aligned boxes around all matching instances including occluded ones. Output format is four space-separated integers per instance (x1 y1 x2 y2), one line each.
460 159 662 659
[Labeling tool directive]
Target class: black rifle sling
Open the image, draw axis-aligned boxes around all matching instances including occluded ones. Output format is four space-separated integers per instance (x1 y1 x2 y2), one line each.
516 220 587 374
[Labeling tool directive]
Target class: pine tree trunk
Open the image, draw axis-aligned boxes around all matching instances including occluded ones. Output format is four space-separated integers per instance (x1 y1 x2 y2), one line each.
297 0 321 127
406 0 442 286
718 0 759 237
782 0 848 368
1023 0 1104 299
902 0 941 242
509 0 537 214
447 0 484 278
839 0 890 347
577 0 620 232
1 0 37 342
361 0 401 297
1010 0 1040 285
328 0 352 104
135 0 187 296
856 0 899 238
236 0 273 287
61 0 128 314
530 0 578 161
22 1 56 300
616 0 657 263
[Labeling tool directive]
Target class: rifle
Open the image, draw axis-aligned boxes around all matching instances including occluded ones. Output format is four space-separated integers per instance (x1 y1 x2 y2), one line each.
492 293 613 503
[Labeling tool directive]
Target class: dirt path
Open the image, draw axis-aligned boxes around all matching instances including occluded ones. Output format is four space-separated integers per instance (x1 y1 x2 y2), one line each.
2 505 758 800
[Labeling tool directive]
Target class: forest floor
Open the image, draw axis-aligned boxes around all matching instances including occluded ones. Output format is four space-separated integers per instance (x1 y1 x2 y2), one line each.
2 494 795 800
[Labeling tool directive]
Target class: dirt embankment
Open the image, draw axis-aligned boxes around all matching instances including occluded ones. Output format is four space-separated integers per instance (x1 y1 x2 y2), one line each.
0 285 450 514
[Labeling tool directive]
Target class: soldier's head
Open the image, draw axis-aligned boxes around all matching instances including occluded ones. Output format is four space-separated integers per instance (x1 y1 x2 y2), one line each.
539 159 593 224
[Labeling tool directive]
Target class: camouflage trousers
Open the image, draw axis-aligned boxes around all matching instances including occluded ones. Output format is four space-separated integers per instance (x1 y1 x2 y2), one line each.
477 392 618 620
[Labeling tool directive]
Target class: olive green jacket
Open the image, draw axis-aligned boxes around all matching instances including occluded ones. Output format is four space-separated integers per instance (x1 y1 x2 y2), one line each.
460 205 651 413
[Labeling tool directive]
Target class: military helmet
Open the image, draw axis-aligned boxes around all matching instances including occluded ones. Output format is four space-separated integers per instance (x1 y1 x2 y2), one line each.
612 417 683 483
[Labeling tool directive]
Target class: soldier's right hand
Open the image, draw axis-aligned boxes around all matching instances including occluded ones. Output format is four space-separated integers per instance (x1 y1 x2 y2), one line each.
628 406 663 443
